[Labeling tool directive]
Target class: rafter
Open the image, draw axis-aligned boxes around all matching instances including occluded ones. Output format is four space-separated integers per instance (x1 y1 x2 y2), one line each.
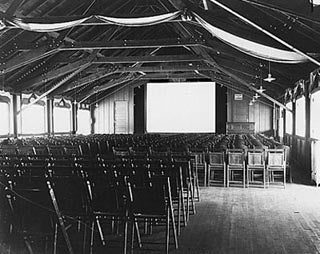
15 38 203 51
79 73 142 103
14 53 97 92
5 0 24 15
92 54 203 64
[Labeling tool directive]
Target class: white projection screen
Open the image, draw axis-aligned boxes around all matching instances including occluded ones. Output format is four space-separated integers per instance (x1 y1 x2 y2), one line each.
146 82 216 133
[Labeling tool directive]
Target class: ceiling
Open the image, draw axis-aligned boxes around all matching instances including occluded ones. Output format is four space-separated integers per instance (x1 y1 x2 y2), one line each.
0 0 320 106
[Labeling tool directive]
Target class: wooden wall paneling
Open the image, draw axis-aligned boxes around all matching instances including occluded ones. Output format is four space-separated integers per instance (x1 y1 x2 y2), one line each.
95 86 134 134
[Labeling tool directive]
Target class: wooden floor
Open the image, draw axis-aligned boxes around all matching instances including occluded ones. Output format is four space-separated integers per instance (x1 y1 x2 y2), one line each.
171 184 320 254
5 178 320 253
94 182 320 254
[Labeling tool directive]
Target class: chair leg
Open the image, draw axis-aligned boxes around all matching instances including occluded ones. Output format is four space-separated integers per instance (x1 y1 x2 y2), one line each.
177 196 181 235
89 221 94 254
226 167 230 187
243 168 246 188
130 220 135 254
82 220 88 254
204 164 207 187
190 182 196 215
166 210 170 254
180 191 187 226
24 238 34 254
96 218 106 246
123 215 128 254
134 221 142 248
53 223 58 254
169 202 178 250
49 191 74 254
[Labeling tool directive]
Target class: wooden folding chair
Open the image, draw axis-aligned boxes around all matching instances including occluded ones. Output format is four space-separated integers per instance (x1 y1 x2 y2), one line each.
207 151 226 187
127 176 178 254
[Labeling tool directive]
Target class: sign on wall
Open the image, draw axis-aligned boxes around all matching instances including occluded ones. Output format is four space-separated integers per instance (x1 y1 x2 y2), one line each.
234 94 243 100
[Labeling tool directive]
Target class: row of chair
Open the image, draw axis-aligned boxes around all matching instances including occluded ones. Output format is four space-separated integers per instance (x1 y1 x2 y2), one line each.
203 148 287 188
0 152 199 254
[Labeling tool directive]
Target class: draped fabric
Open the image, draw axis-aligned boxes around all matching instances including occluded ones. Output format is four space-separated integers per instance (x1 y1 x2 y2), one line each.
7 17 91 32
96 11 182 26
3 11 182 32
1 10 318 64
193 13 312 64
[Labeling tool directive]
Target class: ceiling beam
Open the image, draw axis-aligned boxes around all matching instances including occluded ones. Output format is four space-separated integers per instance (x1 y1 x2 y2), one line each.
18 60 93 114
51 66 118 95
2 38 204 74
16 38 204 51
13 54 96 92
79 73 142 103
2 46 59 74
92 54 203 64
140 72 207 80
5 0 24 15
89 80 147 105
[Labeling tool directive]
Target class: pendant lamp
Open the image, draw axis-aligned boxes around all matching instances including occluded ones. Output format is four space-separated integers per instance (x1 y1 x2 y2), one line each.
264 61 276 82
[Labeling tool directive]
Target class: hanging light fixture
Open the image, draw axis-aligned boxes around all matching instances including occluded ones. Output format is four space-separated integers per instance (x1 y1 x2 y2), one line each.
263 61 276 82
254 93 260 99
256 86 265 93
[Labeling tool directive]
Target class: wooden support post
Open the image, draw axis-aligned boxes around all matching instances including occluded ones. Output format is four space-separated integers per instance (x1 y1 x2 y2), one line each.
292 100 296 158
47 98 53 136
90 105 95 134
305 82 311 176
283 107 286 143
12 94 18 138
71 102 78 134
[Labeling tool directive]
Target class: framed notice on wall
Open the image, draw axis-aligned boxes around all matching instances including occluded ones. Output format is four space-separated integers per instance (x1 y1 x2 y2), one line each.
234 94 243 100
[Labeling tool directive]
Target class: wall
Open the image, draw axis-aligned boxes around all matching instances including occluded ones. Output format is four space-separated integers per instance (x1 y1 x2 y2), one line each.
249 101 273 133
95 85 134 134
227 89 273 133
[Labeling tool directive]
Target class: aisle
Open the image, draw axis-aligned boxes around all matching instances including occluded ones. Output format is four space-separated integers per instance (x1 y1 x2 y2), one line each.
171 185 320 254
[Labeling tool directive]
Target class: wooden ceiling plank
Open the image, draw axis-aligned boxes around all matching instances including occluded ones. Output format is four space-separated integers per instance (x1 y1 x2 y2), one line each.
14 54 96 92
2 46 58 74
5 0 24 15
50 67 117 95
78 73 139 102
92 54 203 64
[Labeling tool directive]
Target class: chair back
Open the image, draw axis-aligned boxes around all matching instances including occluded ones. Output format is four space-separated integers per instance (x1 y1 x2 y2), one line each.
247 149 265 167
207 151 225 166
267 149 285 167
227 149 245 166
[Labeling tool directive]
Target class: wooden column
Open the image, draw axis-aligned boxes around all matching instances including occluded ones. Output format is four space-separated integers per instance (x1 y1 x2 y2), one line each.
12 94 18 138
46 98 53 136
291 100 297 158
305 82 311 175
292 100 296 136
71 102 78 134
283 107 286 143
90 105 95 134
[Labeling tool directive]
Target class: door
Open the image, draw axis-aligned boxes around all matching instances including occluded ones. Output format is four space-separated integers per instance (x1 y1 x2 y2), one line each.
114 101 129 134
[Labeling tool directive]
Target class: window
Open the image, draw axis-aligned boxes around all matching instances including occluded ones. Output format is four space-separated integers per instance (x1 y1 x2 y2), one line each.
285 102 292 135
20 94 46 134
0 102 10 135
54 99 71 133
78 108 91 134
311 91 320 140
278 108 284 138
21 104 46 134
295 96 305 137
